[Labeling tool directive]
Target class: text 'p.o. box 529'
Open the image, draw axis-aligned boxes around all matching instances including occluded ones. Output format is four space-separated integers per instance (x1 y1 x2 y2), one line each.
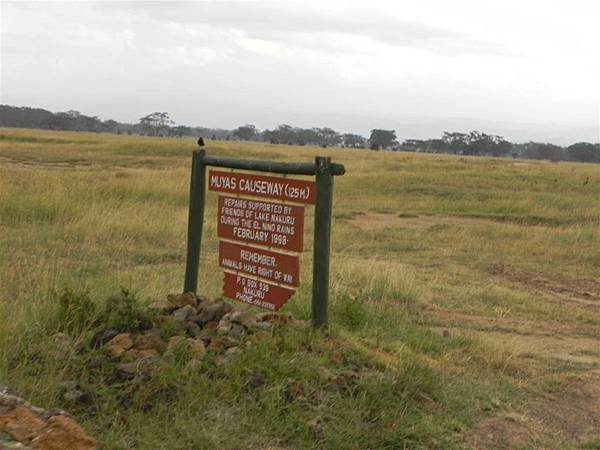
209 170 315 310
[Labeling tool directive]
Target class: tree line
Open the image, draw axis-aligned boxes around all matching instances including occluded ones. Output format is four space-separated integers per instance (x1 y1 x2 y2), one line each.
1 105 598 163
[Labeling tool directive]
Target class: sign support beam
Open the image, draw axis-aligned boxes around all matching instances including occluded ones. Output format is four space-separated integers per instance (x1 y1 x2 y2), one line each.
183 149 206 293
312 156 334 328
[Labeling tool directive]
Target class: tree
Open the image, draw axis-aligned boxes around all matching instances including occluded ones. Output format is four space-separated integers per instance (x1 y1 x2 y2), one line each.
139 112 174 136
41 113 72 130
171 125 192 138
233 124 258 141
568 142 600 163
262 124 296 145
429 139 447 152
313 127 341 147
102 119 120 133
463 131 511 156
0 105 54 128
464 130 490 155
368 129 397 150
529 143 566 161
442 132 468 153
342 133 367 148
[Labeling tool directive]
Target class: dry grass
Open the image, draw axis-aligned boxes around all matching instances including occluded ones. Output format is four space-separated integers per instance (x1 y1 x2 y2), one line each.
1 127 599 449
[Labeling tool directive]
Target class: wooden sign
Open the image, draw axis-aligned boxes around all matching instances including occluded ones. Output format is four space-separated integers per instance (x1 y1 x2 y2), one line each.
184 150 345 322
222 272 295 310
209 170 316 204
219 241 300 287
217 195 305 252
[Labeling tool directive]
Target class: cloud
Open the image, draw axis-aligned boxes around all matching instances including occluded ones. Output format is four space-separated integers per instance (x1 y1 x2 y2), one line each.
94 1 516 57
3 0 595 140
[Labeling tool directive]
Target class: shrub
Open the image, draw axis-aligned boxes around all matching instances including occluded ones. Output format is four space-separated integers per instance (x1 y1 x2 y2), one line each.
95 288 153 333
53 288 96 334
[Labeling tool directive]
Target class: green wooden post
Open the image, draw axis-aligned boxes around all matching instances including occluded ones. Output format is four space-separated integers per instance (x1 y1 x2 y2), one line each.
312 156 334 328
183 149 206 293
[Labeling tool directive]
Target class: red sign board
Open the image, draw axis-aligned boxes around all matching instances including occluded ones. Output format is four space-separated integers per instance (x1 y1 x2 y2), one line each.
222 272 295 310
209 170 315 204
217 196 305 252
219 240 300 287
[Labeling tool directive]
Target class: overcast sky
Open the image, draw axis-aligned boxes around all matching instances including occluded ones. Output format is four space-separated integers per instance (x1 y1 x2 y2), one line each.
1 0 599 143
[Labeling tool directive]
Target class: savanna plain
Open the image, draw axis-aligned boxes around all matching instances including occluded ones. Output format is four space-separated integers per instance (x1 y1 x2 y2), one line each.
0 127 599 449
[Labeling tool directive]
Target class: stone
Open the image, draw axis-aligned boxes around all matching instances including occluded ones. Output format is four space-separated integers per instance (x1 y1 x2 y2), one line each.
244 373 265 391
0 393 25 411
283 380 304 402
61 390 87 405
115 356 159 379
89 329 120 349
86 356 108 370
225 346 239 355
197 301 232 324
104 333 133 359
216 319 232 335
229 311 257 329
172 305 195 322
186 339 203 356
166 292 197 309
137 349 159 359
31 414 96 450
255 321 271 331
207 338 226 353
0 406 45 444
248 330 270 344
220 336 239 348
186 314 202 325
186 339 206 361
133 334 164 353
165 336 185 354
26 408 53 423
0 431 30 449
196 328 217 346
122 349 141 361
306 418 324 441
229 323 247 339
147 301 176 314
57 382 88 405
258 312 292 324
204 321 219 329
183 321 201 337
196 294 210 306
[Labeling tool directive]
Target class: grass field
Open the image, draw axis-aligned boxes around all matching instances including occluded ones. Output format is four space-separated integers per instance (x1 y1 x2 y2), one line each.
1 127 599 449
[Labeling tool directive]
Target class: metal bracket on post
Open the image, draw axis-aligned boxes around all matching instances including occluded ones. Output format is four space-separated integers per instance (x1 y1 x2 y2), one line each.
183 149 206 293
312 156 334 328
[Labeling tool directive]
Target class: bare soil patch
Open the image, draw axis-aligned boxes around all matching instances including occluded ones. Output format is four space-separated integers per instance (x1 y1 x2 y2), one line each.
0 155 91 169
429 303 600 448
466 370 600 449
430 306 600 366
488 263 600 304
347 212 492 230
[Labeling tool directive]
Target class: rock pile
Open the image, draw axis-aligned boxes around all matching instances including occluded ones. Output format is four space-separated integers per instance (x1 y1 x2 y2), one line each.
1 293 297 449
0 387 96 450
90 292 294 378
